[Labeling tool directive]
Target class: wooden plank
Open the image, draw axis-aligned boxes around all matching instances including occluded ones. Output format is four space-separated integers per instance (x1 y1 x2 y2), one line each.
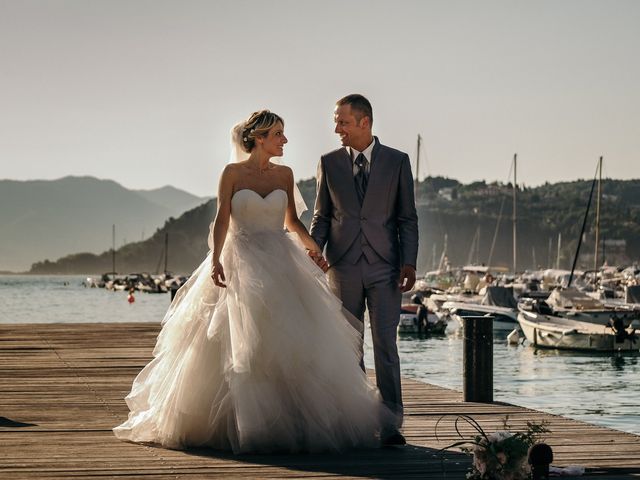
1 323 640 479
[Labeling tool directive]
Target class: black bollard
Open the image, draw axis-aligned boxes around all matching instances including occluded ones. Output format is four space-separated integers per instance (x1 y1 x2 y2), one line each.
529 443 553 480
462 315 493 402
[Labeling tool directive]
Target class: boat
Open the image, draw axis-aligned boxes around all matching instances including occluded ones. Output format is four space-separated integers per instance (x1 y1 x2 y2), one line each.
398 294 447 335
442 286 520 331
518 309 639 352
520 287 640 328
413 269 456 293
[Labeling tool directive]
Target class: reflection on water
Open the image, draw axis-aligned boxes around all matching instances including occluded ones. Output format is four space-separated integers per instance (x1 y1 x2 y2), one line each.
367 323 640 436
2 275 640 436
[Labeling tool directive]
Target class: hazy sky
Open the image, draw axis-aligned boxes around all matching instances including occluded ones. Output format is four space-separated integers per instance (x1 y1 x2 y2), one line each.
1 0 639 196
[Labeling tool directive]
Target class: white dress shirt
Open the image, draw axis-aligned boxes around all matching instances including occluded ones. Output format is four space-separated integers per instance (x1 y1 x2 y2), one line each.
349 137 375 176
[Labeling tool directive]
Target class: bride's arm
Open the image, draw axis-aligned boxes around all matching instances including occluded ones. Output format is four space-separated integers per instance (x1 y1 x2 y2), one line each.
211 165 234 287
283 167 322 253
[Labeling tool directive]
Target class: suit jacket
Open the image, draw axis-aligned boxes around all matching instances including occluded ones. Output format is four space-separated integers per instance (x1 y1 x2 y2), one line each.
310 138 419 268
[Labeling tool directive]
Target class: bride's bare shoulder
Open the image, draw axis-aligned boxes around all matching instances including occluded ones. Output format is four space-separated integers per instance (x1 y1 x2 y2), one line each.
225 162 244 172
221 162 245 178
271 163 293 177
218 164 242 193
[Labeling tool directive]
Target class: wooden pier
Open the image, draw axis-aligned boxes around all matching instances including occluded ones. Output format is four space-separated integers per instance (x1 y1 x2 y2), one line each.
1 322 640 479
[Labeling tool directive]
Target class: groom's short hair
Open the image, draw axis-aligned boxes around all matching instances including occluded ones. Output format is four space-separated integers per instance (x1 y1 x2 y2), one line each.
336 94 373 126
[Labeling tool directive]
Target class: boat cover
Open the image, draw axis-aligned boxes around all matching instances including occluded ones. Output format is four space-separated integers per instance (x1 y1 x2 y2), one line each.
626 285 640 304
546 287 604 310
481 286 517 309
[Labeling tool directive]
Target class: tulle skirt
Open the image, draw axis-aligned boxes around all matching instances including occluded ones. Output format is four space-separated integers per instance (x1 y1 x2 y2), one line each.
113 228 388 453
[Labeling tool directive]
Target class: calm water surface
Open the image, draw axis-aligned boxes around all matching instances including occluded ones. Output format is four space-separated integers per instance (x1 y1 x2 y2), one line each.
2 275 639 435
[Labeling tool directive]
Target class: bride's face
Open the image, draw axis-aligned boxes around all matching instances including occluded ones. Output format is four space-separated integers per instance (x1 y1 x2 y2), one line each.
258 122 287 157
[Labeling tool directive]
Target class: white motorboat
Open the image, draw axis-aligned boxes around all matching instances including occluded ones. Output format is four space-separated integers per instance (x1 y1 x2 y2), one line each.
521 287 639 328
518 309 639 352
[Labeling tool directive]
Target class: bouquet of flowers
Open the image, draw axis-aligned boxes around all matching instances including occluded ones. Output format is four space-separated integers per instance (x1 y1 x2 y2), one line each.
438 415 549 480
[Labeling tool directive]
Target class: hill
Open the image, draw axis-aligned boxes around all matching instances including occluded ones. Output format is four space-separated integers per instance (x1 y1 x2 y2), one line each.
133 185 211 212
28 177 640 275
0 176 208 272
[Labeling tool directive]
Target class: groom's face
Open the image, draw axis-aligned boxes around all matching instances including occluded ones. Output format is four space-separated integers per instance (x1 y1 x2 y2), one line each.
334 104 370 149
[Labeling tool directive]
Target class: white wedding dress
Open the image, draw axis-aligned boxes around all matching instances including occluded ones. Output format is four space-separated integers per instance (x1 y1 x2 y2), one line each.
113 188 388 453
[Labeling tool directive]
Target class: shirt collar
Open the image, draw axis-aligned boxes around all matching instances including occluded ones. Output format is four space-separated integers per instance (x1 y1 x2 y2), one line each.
349 137 376 164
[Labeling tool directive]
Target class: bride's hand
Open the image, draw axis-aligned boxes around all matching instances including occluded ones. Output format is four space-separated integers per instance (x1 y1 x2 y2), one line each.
211 260 226 288
307 249 329 273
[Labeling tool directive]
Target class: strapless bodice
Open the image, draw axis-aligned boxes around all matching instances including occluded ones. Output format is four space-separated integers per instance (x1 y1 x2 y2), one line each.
230 189 287 233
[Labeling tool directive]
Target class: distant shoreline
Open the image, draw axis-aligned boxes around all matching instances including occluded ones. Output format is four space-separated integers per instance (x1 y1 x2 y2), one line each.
0 272 91 276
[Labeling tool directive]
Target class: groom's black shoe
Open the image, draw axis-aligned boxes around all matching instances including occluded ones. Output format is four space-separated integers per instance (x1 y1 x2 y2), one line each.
382 431 406 446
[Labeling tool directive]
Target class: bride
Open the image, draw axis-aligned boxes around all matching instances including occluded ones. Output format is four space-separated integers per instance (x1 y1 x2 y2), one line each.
113 110 391 453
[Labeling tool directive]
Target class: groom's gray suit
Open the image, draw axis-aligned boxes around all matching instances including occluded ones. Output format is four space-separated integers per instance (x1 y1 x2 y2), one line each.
310 137 418 428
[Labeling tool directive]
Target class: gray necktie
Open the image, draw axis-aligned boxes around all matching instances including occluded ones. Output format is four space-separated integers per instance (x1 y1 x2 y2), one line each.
354 153 368 205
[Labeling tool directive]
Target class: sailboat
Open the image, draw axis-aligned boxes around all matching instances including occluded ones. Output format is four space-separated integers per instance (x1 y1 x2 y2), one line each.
517 159 640 351
434 156 521 331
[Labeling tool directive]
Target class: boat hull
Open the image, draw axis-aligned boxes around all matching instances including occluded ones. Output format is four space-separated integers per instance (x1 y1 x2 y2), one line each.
518 310 639 352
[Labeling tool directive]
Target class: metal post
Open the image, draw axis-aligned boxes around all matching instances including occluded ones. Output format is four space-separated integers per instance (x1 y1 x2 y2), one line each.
512 154 517 274
463 316 493 402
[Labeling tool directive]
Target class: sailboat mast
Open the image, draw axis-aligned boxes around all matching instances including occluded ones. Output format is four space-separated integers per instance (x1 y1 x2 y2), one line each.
512 154 517 274
164 232 169 273
568 175 598 287
594 156 602 270
432 243 437 270
112 224 116 273
415 134 422 197
439 233 448 270
532 247 536 270
556 232 562 269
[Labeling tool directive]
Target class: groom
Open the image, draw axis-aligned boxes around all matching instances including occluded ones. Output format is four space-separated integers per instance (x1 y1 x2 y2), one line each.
310 94 419 446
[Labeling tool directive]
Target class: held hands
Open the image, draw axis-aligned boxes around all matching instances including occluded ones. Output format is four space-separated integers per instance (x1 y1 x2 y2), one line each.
398 265 416 293
307 249 329 273
211 259 226 288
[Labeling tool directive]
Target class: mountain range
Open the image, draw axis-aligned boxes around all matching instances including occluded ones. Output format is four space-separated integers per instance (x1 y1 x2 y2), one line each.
25 177 640 275
0 176 209 272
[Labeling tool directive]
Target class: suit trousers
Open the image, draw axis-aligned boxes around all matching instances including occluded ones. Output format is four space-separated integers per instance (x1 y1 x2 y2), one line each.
328 255 403 429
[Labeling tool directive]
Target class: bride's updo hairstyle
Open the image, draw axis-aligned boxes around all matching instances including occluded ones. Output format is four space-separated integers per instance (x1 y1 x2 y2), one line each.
232 110 285 154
